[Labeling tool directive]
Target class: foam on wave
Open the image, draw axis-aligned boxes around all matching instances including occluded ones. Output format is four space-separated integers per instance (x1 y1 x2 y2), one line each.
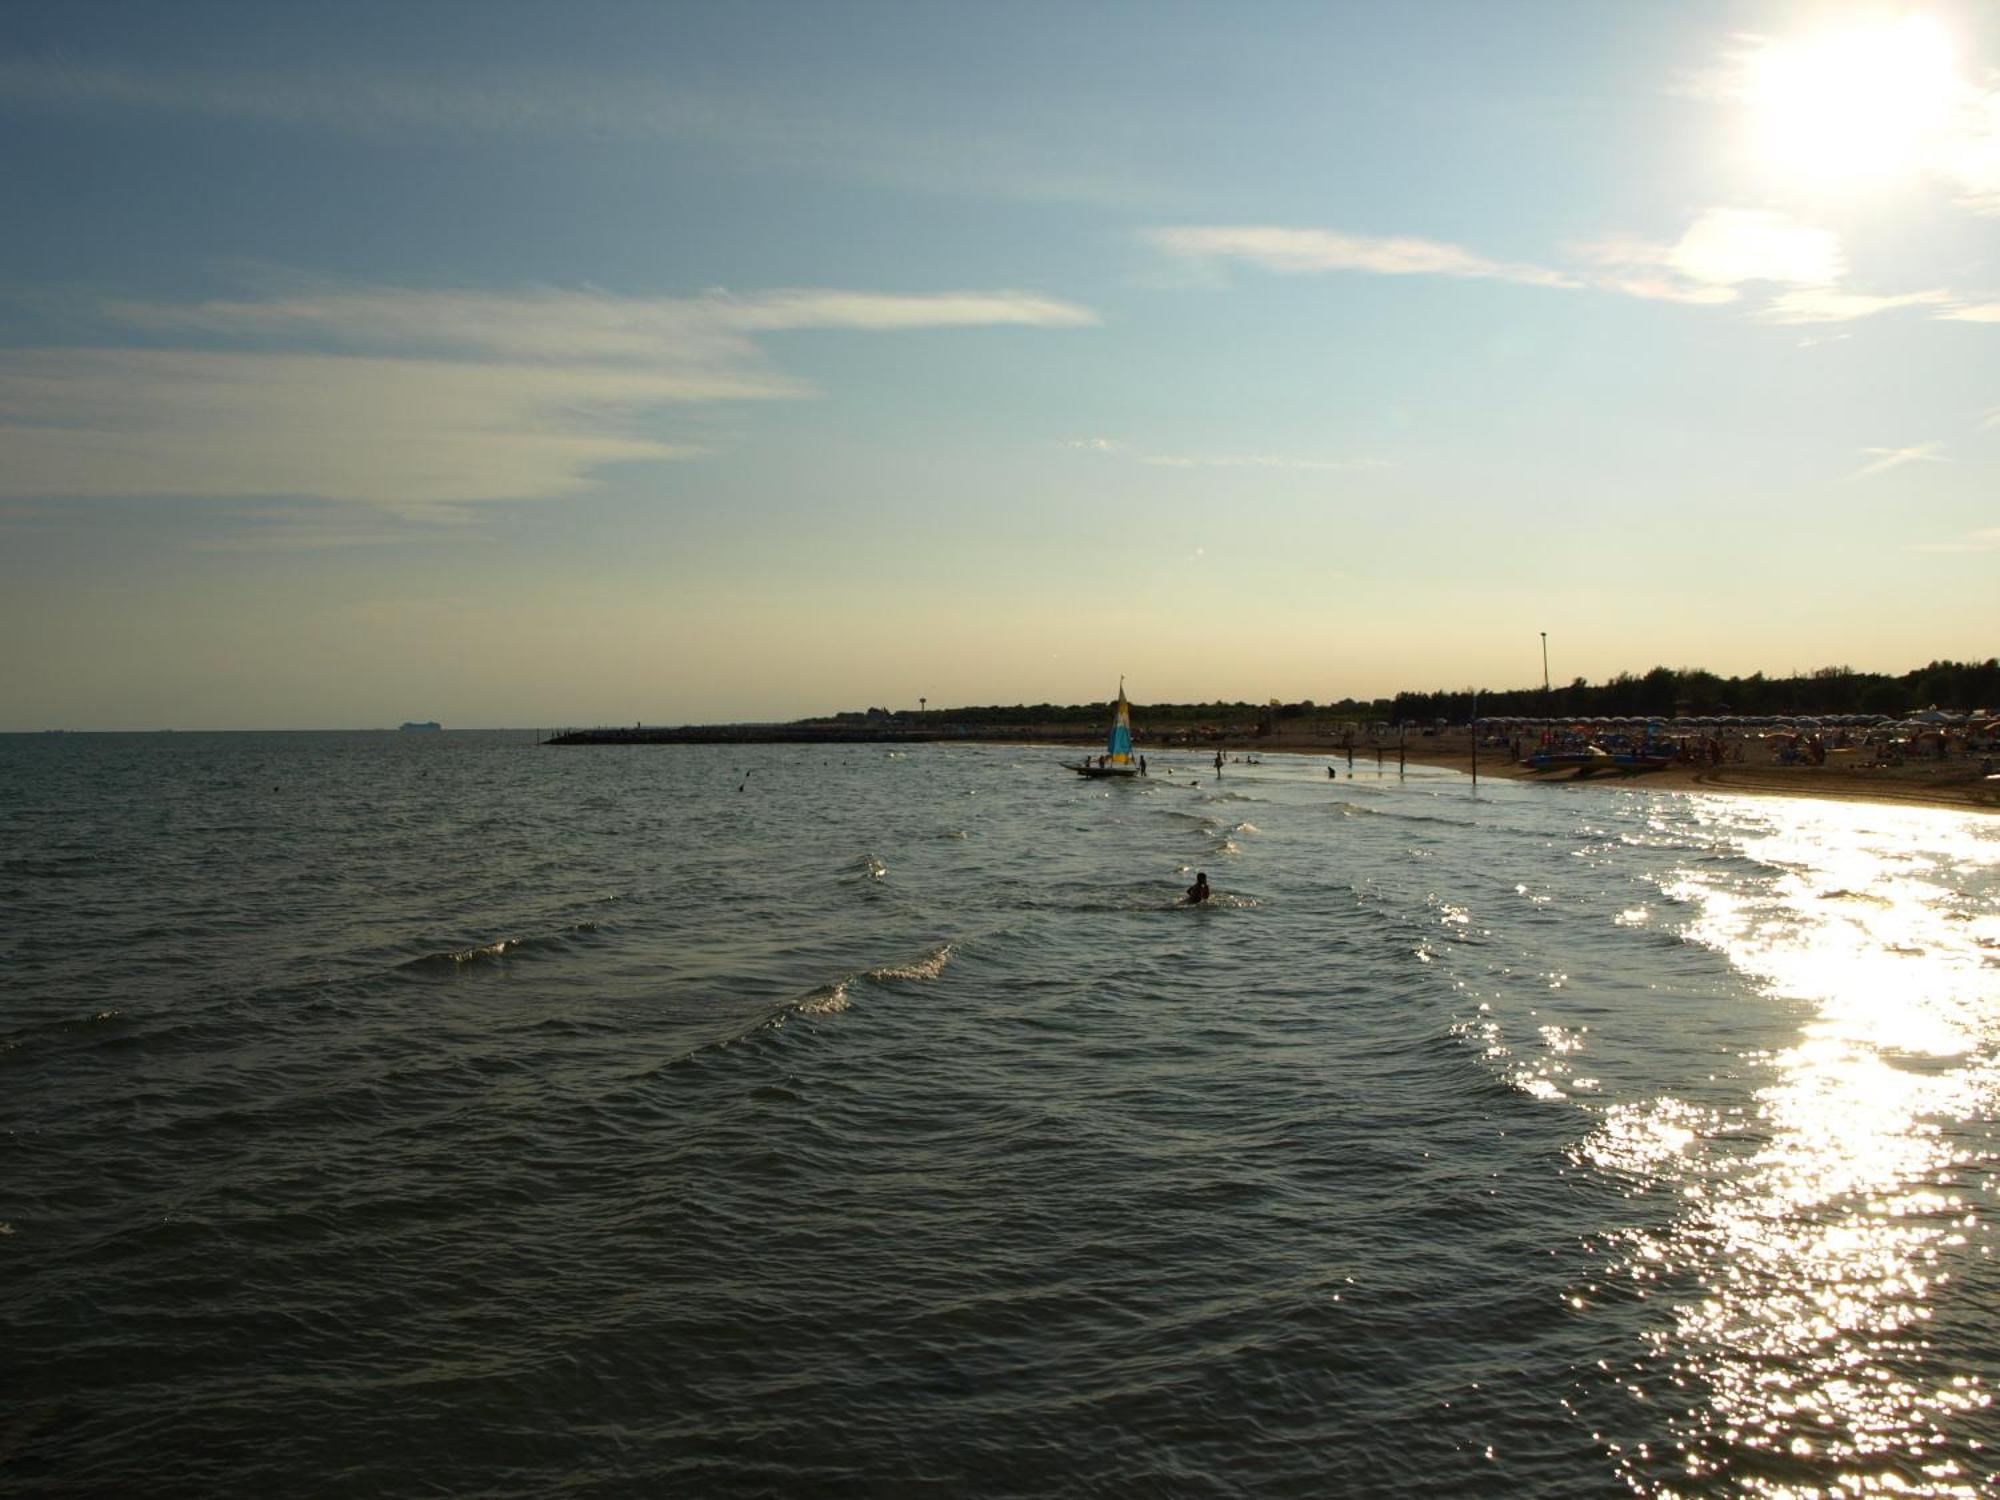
866 942 954 982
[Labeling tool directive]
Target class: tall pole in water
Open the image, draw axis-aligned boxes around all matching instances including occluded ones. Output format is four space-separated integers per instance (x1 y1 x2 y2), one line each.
1541 631 1552 739
1470 689 1478 789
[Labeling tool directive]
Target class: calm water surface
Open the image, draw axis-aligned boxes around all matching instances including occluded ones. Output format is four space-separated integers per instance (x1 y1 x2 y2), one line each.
3 733 1996 1496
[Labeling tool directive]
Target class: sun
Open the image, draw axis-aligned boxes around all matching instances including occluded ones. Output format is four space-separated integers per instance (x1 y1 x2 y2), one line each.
1744 15 1959 187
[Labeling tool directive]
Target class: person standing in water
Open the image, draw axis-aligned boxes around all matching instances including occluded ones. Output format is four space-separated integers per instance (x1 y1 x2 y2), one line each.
1186 872 1211 904
1213 750 1224 776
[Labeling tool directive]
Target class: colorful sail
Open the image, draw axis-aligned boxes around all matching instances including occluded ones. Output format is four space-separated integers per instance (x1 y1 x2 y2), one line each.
1105 683 1133 764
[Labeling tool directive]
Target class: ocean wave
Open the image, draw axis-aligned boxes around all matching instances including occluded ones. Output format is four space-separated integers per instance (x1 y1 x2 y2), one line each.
1506 1070 1568 1102
794 980 851 1016
866 942 954 982
788 941 957 1021
405 920 601 971
0 1006 128 1061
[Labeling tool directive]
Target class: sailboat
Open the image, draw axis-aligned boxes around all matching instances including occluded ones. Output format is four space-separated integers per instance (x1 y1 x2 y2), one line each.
1073 681 1142 778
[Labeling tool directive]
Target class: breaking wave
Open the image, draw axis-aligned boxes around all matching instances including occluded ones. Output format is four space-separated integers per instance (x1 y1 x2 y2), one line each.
405 920 601 970
866 942 954 982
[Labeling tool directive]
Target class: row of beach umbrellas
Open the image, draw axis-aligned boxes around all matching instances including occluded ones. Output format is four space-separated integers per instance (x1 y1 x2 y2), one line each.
1471 712 1995 733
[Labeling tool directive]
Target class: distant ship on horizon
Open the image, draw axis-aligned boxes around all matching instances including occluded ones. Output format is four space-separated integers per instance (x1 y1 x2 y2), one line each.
399 721 442 732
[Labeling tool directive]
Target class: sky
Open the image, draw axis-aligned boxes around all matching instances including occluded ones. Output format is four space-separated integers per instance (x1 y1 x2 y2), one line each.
1 0 1996 729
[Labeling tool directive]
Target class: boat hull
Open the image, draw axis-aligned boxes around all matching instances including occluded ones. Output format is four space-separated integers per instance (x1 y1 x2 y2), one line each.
1074 763 1140 778
1522 749 1673 776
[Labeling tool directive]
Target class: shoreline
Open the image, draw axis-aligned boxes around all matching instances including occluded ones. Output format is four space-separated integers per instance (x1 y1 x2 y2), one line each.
541 722 1997 815
1023 727 2000 815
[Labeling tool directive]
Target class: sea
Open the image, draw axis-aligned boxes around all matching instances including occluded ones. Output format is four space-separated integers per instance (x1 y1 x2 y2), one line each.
3 731 1997 1498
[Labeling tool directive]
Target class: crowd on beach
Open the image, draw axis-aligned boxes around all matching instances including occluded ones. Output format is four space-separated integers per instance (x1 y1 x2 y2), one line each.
1469 712 1999 769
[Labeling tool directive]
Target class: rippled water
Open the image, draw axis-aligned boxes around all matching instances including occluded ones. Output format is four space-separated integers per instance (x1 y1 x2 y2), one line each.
3 733 1996 1496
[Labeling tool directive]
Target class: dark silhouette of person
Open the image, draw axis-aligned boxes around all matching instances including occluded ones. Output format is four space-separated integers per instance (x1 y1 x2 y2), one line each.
1186 872 1211 903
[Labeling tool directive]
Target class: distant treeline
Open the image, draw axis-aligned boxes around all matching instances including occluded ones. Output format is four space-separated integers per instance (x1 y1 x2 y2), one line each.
828 659 2000 729
1389 659 2000 723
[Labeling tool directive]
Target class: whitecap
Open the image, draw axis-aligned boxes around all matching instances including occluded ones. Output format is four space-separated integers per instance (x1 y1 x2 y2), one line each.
867 942 954 982
794 980 851 1016
449 937 522 963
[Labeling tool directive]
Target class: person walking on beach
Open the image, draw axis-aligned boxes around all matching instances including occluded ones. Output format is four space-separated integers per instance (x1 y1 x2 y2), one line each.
1186 872 1211 904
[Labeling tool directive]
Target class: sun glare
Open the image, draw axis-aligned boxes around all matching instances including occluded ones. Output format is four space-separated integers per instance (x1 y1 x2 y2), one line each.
1747 16 1959 186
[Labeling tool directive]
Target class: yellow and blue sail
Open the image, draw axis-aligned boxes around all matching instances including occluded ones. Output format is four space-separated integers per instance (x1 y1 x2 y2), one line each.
1105 688 1133 763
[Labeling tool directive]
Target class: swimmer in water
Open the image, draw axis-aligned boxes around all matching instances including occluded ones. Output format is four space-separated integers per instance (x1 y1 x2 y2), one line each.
1186 872 1211 904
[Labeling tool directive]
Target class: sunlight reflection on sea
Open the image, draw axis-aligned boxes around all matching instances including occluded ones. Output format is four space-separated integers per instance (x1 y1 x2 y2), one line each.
1584 797 1999 1496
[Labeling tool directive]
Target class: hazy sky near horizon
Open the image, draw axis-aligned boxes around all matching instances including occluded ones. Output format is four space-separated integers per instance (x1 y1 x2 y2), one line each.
2 0 1996 729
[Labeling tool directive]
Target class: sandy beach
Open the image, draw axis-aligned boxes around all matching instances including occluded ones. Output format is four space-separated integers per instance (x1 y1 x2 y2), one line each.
1187 725 2000 814
1030 722 2000 814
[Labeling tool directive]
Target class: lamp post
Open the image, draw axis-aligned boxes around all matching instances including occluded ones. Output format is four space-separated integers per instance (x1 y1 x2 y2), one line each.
1541 632 1550 696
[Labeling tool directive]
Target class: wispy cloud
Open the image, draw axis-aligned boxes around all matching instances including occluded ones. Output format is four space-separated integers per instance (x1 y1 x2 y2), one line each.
0 58 1155 206
1844 443 1946 482
0 350 727 510
1067 437 1389 472
0 284 1098 509
1157 213 1846 302
1151 210 1873 315
1936 302 2000 323
1145 227 1579 290
1576 209 1844 304
1940 94 2000 216
1757 287 1952 324
114 285 1097 357
1153 210 1982 331
1906 525 2000 554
